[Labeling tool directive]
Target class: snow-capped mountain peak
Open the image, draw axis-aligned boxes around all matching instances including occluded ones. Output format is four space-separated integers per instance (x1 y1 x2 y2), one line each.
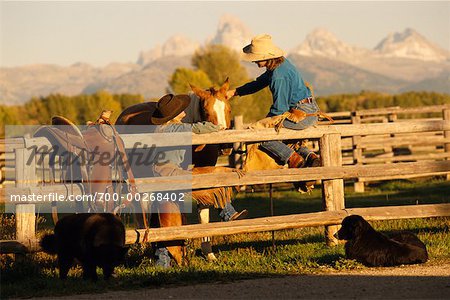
290 28 368 60
208 14 253 52
161 35 200 57
374 28 449 61
137 34 199 66
137 14 252 65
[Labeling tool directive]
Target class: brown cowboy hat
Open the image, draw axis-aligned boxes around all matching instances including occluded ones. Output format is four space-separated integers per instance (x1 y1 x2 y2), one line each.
242 34 285 62
151 94 191 125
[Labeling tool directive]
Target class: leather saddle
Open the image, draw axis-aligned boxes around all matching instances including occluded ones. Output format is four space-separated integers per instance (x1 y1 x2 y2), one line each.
34 111 137 215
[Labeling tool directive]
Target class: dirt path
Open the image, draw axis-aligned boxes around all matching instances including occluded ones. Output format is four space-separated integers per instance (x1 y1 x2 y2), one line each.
41 263 450 299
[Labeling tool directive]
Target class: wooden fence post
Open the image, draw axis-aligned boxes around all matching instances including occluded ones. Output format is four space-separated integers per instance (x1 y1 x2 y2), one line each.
320 133 345 246
15 147 37 248
351 113 364 193
229 115 244 169
384 113 397 160
444 109 450 181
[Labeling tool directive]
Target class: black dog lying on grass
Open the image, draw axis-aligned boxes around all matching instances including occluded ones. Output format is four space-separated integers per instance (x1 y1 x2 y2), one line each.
334 215 428 267
40 213 128 281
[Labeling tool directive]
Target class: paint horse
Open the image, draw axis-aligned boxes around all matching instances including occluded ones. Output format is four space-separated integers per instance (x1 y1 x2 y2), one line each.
115 78 239 264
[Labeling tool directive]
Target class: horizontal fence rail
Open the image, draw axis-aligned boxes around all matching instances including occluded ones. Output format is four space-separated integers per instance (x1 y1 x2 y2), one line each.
354 104 450 117
5 161 450 199
3 120 449 150
2 203 450 253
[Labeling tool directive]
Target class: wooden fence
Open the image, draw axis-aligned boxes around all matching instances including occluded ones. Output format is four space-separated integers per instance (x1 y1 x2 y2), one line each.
333 105 450 192
229 104 450 192
1 106 450 255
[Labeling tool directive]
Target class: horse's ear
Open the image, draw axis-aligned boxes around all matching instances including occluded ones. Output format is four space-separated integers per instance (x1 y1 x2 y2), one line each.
218 77 230 95
190 83 211 100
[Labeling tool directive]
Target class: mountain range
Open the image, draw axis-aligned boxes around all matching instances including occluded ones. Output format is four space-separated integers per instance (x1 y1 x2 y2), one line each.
1 14 449 105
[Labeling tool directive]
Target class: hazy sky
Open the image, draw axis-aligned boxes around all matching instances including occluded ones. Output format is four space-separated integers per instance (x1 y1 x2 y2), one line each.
1 1 449 67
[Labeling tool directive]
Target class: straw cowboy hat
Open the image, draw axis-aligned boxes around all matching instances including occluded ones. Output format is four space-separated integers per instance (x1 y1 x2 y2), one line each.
242 34 285 62
151 94 191 125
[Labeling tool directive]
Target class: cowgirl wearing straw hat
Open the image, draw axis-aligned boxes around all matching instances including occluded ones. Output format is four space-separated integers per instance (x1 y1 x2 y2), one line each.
227 34 321 191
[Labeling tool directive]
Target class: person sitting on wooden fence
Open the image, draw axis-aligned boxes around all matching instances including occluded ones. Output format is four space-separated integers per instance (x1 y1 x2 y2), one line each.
227 34 324 191
150 94 247 267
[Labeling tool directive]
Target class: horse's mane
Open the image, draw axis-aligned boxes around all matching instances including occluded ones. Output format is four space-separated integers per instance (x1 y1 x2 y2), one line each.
182 93 202 123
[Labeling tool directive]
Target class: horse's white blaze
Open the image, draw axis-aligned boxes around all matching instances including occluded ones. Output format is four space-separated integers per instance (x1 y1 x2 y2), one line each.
213 98 227 129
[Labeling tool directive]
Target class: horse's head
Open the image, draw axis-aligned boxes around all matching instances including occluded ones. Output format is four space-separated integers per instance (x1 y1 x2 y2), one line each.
189 78 232 129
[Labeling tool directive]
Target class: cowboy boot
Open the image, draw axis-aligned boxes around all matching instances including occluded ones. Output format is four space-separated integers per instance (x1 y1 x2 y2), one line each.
287 151 305 168
305 152 321 168
294 152 322 193
287 151 312 193
219 203 248 222
230 209 248 221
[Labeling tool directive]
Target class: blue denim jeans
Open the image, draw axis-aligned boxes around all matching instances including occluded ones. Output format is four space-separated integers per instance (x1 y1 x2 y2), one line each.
219 202 237 221
260 99 320 164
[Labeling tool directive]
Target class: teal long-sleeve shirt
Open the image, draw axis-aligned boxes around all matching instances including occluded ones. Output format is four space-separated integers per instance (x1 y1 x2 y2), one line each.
236 59 311 117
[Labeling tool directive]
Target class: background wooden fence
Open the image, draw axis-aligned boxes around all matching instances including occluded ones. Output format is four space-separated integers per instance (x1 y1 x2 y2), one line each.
228 104 450 192
1 105 450 254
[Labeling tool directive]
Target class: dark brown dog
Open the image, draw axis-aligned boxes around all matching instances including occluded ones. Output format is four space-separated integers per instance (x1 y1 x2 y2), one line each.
40 213 128 280
335 215 428 267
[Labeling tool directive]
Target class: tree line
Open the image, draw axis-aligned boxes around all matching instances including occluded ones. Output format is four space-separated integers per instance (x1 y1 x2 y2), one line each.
0 92 144 137
1 44 449 137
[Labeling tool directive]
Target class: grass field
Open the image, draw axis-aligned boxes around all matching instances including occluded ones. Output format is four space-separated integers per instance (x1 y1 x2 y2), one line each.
1 179 449 298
